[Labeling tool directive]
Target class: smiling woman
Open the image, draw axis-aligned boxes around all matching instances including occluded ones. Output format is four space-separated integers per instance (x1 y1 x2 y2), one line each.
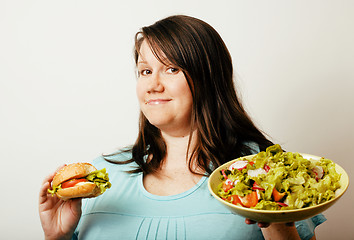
39 15 325 240
136 40 193 137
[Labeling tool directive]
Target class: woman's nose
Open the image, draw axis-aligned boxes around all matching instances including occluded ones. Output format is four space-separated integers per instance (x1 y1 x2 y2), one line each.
147 74 164 93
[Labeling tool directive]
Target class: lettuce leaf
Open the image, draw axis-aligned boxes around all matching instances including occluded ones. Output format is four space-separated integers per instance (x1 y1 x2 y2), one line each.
253 200 280 210
48 184 62 196
86 168 112 193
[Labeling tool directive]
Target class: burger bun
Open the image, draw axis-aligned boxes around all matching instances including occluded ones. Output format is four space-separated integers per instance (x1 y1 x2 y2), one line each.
53 163 97 187
56 182 102 201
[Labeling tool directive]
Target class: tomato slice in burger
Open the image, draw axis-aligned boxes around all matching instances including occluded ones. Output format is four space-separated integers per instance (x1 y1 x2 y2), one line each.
61 179 88 189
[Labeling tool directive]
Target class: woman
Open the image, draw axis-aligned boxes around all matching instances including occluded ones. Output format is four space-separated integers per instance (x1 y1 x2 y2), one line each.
39 15 325 240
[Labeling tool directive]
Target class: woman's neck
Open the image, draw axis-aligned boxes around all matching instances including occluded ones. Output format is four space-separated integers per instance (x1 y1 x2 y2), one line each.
160 130 199 173
143 130 204 196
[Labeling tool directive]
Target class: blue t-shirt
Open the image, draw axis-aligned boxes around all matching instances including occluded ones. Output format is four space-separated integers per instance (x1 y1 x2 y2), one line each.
72 150 325 240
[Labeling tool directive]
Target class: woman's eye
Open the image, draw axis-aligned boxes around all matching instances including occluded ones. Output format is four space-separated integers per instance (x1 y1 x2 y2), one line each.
139 69 151 76
166 67 179 74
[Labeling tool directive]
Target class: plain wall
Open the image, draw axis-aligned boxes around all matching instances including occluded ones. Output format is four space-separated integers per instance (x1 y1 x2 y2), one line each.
1 0 353 239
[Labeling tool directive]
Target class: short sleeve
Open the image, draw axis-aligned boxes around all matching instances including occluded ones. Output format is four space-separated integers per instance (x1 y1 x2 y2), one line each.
295 214 327 240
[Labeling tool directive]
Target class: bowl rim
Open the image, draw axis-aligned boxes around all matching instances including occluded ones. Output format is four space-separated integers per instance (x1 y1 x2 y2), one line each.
208 153 349 214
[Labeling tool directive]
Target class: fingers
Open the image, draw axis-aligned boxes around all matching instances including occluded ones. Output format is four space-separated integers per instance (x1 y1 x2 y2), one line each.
257 222 270 228
41 164 66 186
245 219 256 225
39 164 67 204
71 198 83 214
245 219 294 228
245 219 270 228
39 173 56 204
54 164 67 175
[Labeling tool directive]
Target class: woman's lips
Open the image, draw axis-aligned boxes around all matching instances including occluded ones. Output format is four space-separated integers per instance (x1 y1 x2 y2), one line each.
145 99 171 105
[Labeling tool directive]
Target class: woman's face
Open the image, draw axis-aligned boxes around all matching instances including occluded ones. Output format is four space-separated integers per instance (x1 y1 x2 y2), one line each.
136 40 193 136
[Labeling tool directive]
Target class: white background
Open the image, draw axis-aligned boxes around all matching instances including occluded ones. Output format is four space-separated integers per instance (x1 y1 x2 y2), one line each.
1 0 353 239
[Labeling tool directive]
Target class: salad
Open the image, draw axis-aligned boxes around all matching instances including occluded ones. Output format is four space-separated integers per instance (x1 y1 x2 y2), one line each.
217 144 341 210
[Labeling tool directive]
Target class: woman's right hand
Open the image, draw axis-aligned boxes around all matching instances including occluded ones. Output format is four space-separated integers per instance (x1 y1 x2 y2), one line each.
39 165 82 240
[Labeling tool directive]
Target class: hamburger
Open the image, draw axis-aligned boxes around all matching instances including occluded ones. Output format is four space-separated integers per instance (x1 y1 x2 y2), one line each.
48 163 111 201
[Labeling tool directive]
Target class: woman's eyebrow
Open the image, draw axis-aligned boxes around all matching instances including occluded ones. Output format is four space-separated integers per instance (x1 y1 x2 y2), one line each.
137 60 148 66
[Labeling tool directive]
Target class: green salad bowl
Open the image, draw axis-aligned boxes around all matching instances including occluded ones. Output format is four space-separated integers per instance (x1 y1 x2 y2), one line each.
208 153 349 223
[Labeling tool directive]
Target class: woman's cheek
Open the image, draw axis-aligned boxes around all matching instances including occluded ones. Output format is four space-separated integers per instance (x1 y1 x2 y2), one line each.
136 81 145 106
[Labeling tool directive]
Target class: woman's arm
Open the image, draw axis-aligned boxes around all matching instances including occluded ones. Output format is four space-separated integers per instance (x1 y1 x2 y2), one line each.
246 219 318 240
260 223 301 240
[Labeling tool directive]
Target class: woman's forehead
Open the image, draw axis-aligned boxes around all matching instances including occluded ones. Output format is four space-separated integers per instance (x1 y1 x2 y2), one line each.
138 39 171 66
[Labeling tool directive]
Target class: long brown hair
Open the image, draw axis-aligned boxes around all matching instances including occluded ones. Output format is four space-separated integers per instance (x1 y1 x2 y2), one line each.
106 15 273 174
